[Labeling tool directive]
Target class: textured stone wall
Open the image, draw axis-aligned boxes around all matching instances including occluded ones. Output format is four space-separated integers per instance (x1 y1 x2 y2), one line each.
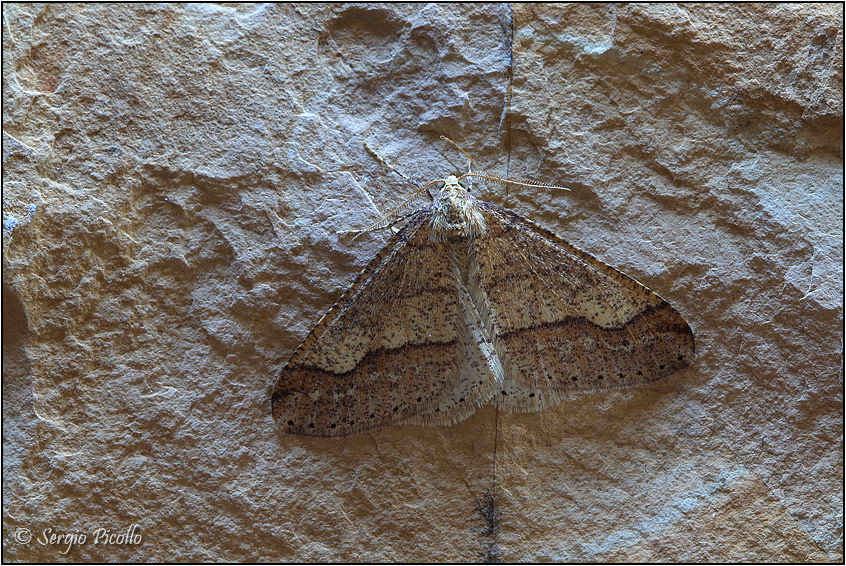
2 3 842 561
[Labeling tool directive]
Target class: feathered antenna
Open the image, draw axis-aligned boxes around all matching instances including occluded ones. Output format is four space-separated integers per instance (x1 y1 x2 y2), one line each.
440 136 569 193
337 178 443 239
340 137 569 238
440 135 474 174
461 171 570 193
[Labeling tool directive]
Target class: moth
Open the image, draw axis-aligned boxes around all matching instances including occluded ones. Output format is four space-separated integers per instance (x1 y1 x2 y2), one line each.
272 142 695 437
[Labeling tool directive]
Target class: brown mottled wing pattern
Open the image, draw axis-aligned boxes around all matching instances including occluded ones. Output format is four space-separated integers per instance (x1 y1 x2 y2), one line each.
272 210 500 437
404 240 505 428
470 201 695 413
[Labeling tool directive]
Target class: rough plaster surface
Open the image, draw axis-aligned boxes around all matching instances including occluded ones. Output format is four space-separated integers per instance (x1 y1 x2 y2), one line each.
2 3 842 562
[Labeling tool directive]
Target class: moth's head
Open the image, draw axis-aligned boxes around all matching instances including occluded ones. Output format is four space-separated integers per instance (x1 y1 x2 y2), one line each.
438 174 472 194
430 174 485 238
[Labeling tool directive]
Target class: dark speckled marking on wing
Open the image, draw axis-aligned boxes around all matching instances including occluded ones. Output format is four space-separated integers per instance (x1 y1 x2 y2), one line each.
468 202 695 413
271 209 500 437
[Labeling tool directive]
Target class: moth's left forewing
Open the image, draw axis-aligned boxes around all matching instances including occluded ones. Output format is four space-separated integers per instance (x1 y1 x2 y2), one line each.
271 213 466 436
272 209 505 436
469 202 695 413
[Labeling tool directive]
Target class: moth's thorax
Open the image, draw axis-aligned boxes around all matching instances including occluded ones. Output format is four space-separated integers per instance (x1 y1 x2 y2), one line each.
430 175 486 238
